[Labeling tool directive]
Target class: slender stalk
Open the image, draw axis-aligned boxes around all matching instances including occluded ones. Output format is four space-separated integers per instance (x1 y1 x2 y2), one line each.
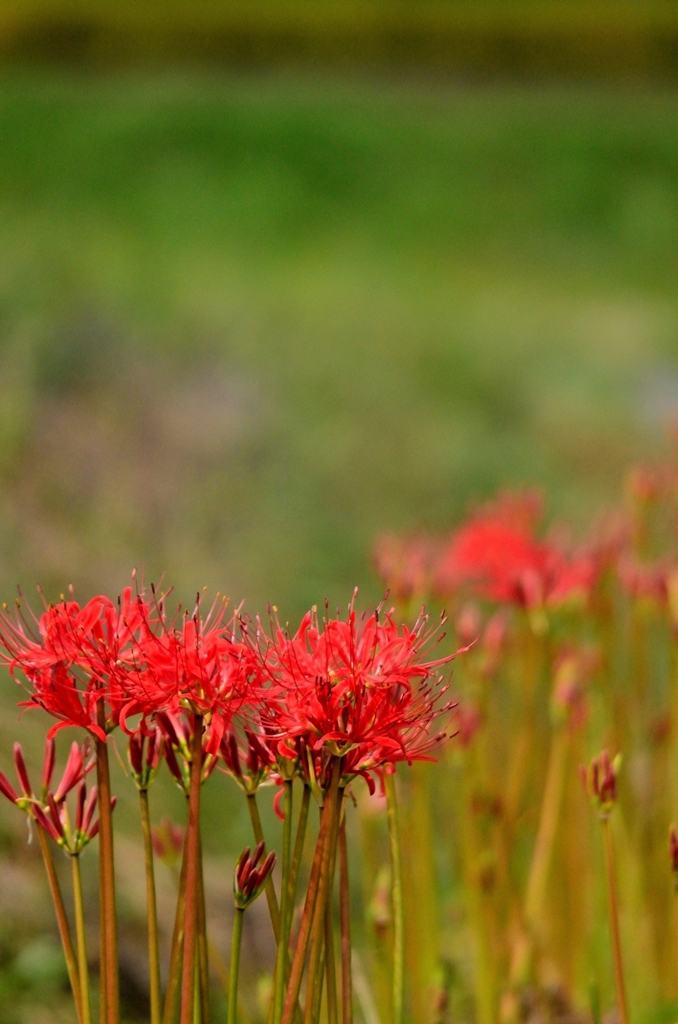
180 715 204 1024
289 785 311 912
72 854 92 1024
281 760 341 1024
311 937 326 1024
197 837 210 1024
193 954 201 1024
304 773 343 1024
246 793 280 941
338 817 352 1024
36 825 83 1024
324 899 338 1024
384 772 404 1024
602 817 629 1024
505 725 571 992
96 703 119 1024
227 910 244 1024
140 789 162 1024
273 780 294 1024
163 823 190 1024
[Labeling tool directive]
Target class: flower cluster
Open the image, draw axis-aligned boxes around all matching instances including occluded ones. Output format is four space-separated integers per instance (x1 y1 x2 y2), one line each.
0 585 462 803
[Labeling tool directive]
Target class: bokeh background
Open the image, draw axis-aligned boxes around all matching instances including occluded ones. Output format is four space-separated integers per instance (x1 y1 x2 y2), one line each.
0 3 678 1022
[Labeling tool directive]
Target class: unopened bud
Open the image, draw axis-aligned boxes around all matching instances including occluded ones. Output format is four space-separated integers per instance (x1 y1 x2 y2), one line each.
581 749 621 818
234 842 276 910
670 825 678 880
13 744 32 797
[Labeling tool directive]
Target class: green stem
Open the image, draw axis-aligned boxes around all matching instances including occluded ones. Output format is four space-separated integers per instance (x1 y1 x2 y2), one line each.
180 715 204 1024
72 854 92 1024
163 822 189 1024
96 704 119 1024
289 786 311 912
140 789 162 1024
338 817 352 1024
246 793 280 941
227 910 244 1024
273 780 294 1024
304 771 342 1024
281 762 340 1024
384 772 404 1024
193 954 201 1024
602 817 629 1024
36 825 82 1024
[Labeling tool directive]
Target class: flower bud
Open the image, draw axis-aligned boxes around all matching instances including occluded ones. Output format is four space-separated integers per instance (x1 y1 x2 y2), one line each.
581 749 621 818
234 842 276 910
42 738 56 797
54 743 84 803
0 771 19 805
13 744 32 797
669 825 678 879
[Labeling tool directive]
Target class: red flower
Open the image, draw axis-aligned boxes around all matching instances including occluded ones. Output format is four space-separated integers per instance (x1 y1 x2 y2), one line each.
0 586 149 739
121 595 253 749
435 491 597 610
247 595 465 790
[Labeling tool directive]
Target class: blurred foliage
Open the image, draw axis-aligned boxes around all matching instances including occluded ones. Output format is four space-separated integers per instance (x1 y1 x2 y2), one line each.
0 72 676 617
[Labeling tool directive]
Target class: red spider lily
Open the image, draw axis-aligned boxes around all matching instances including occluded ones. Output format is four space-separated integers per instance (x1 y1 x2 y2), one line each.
435 491 598 610
248 596 465 790
233 841 276 910
0 585 150 739
120 595 253 749
0 738 96 844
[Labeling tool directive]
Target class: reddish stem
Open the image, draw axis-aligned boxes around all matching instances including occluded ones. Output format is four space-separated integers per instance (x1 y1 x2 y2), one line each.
179 715 203 1024
602 817 629 1024
162 819 190 1024
281 760 340 1024
304 768 342 1024
36 824 83 1024
338 817 352 1024
96 703 119 1024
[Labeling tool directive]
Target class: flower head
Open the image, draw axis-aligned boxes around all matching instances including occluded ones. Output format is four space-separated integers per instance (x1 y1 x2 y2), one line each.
435 491 597 612
247 594 465 792
0 584 150 739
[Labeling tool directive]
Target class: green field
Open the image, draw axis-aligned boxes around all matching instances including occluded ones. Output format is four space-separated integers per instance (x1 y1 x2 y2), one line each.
0 72 676 617
0 70 678 1021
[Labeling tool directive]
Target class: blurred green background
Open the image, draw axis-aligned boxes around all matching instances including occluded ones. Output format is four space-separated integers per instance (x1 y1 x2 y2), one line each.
0 4 678 1021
